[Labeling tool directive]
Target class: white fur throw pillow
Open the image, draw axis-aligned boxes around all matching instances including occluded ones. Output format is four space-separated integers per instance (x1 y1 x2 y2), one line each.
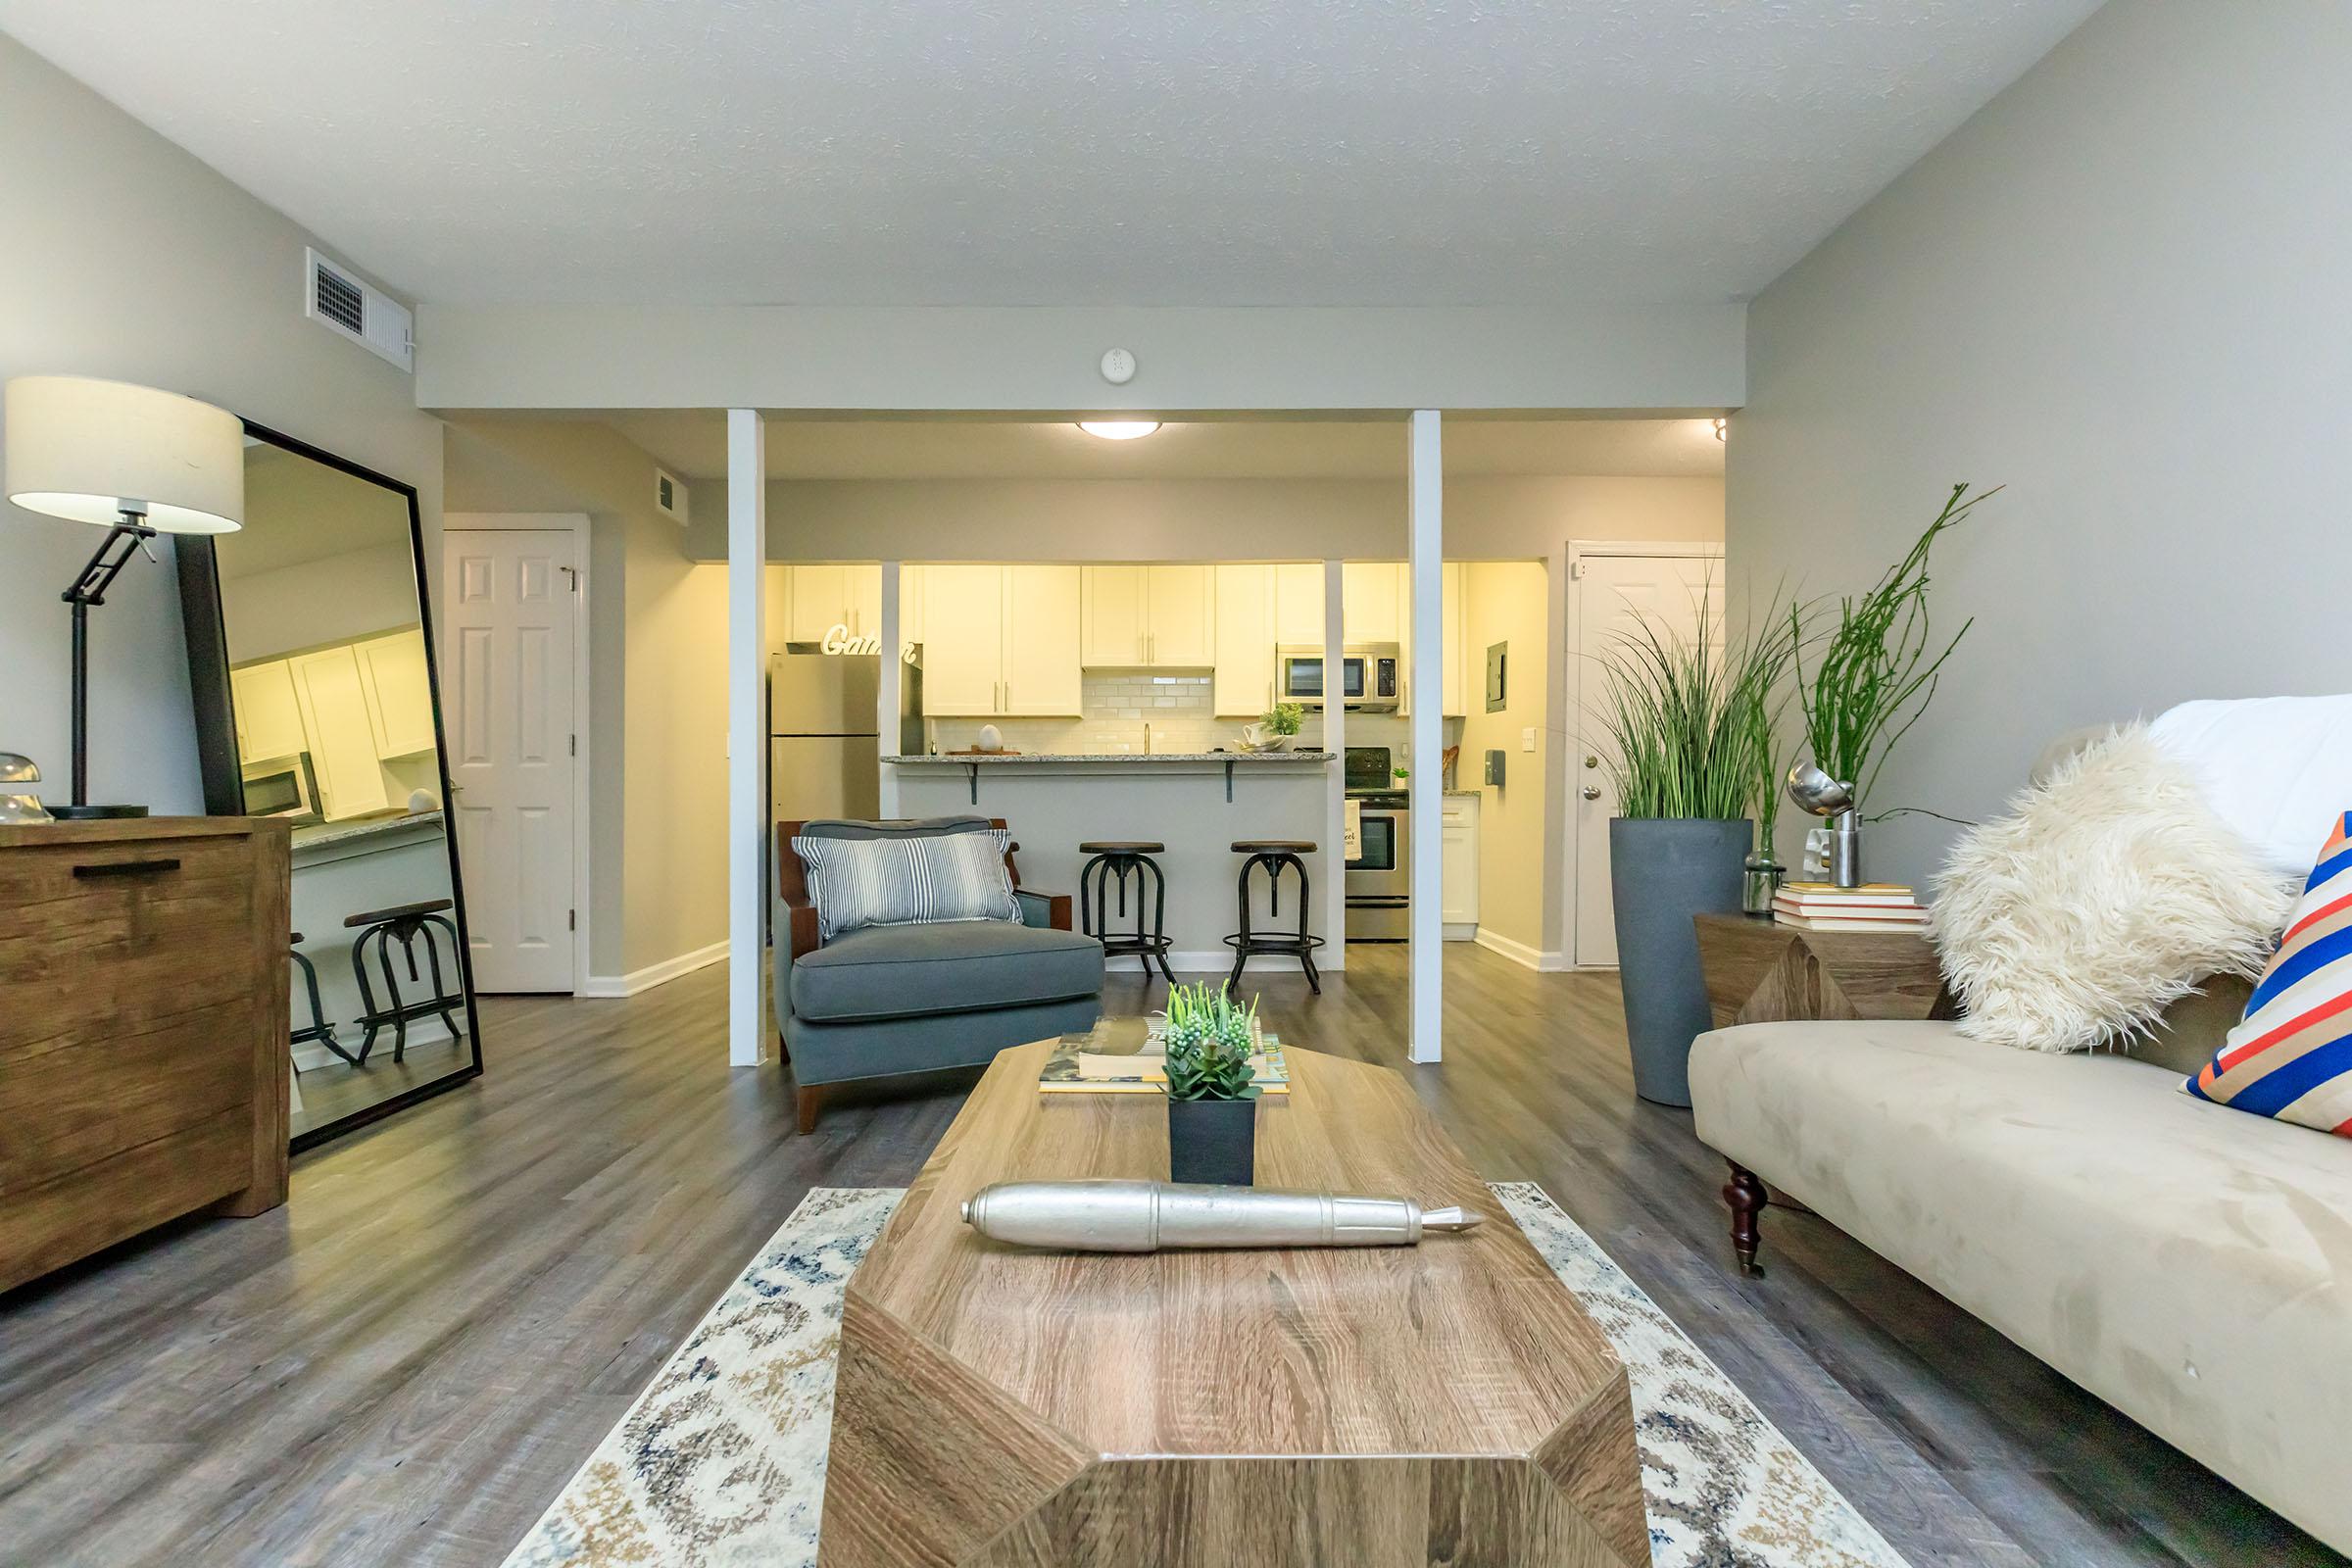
1935 726 2296 1052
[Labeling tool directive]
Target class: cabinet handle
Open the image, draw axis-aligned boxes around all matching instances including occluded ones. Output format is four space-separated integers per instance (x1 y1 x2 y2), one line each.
74 858 181 880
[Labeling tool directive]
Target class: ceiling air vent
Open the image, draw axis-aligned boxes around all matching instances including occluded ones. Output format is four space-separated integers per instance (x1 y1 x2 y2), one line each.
304 246 414 372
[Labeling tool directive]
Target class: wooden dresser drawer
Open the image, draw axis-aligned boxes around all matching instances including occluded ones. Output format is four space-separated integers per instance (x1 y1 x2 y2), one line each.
2 1106 254 1294
0 1003 256 1192
0 835 261 1048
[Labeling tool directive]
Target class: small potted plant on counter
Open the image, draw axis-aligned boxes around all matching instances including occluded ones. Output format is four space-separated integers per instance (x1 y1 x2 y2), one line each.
1243 701 1303 753
1161 982 1262 1185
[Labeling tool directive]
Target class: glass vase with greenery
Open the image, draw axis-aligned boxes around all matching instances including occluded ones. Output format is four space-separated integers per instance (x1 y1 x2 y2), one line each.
1789 483 1997 815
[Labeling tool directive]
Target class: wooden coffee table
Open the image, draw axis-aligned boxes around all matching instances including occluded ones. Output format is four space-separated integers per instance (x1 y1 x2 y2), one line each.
818 1038 1651 1568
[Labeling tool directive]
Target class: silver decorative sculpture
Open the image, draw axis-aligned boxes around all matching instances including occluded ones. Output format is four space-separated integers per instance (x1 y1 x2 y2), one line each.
958 1179 1482 1252
0 754 54 825
1787 761 1861 888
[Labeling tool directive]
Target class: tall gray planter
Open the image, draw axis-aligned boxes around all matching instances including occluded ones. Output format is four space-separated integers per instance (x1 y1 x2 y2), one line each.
1609 817 1751 1106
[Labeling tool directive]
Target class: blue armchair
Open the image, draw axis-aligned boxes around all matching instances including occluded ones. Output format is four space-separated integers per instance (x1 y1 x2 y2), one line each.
774 816 1103 1132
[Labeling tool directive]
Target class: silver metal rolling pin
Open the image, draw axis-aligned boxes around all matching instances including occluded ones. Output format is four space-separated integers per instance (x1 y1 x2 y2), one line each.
958 1179 1483 1252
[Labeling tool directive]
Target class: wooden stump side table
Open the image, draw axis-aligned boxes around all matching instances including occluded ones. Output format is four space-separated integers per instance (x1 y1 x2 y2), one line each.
1690 911 1955 1032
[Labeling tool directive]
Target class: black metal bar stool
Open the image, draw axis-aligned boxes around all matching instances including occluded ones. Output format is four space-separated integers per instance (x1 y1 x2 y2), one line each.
290 931 357 1068
1223 840 1325 996
1078 840 1177 991
344 899 466 1064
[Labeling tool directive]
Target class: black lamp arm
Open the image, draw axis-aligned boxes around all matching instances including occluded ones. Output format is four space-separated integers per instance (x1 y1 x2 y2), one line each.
59 512 162 809
62 514 160 608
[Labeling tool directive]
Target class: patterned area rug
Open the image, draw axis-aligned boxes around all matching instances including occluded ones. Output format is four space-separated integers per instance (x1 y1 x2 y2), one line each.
503 1184 1908 1568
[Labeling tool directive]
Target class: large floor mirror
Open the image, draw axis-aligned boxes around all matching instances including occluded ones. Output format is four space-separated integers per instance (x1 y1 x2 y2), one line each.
178 421 482 1150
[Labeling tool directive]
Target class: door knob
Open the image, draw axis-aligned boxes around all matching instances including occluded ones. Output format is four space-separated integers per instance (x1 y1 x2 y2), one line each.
1581 784 1602 801
1584 754 1599 768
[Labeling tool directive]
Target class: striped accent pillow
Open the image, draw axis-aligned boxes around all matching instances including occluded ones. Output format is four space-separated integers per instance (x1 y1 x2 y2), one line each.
2184 810 2352 1137
791 829 1020 942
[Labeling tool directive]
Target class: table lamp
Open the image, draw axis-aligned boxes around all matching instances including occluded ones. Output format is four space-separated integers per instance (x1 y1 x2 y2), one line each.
4 375 244 818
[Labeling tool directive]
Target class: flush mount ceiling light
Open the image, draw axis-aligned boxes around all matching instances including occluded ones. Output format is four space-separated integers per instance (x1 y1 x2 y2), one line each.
1077 420 1161 441
1711 416 1729 442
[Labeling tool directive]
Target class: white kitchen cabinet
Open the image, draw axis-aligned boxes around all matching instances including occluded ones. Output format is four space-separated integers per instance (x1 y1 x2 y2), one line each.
1441 791 1481 934
287 647 392 820
1343 562 1403 643
1214 564 1276 717
355 628 438 758
1081 564 1215 668
909 564 1005 715
1081 564 1149 664
783 564 884 643
229 661 307 764
896 563 924 649
1144 564 1215 665
911 564 1081 716
1004 565 1083 713
1273 563 1325 645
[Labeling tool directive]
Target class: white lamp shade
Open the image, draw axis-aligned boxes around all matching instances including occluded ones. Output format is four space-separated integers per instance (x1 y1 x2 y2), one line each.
5 375 244 534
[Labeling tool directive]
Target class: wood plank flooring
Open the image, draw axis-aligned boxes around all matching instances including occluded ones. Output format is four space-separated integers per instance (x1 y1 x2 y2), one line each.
0 948 2340 1567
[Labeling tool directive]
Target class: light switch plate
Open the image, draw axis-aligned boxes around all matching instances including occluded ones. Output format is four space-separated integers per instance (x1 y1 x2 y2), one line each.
1521 726 1537 753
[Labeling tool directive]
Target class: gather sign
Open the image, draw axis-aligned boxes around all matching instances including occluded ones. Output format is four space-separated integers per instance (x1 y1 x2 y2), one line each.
820 624 921 664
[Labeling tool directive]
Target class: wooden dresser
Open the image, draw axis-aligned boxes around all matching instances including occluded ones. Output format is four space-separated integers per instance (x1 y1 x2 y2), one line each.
1 817 292 1294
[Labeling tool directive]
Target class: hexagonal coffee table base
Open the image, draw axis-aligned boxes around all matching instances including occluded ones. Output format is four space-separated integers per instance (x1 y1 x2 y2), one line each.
817 1040 1651 1568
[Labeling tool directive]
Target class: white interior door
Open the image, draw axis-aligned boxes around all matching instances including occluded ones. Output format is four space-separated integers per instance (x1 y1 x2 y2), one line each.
1573 550 1723 967
443 528 578 992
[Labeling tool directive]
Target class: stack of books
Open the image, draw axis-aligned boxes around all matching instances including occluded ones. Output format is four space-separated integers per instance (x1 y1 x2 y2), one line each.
1771 881 1930 932
1039 1014 1293 1096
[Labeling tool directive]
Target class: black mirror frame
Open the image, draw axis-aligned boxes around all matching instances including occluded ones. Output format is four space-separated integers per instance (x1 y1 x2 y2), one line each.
175 417 484 1152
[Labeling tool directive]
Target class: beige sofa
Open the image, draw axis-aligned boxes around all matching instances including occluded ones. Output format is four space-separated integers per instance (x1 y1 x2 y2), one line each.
1691 977 2352 1553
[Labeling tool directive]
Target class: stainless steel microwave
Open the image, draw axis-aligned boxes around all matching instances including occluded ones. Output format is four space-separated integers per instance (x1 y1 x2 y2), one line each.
241 751 324 825
1277 643 1401 711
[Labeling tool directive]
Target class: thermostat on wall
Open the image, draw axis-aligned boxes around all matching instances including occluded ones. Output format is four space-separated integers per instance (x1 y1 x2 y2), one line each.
1100 348 1137 385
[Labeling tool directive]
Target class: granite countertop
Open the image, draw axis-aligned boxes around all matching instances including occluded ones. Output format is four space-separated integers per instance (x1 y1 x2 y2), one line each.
295 808 445 853
887 751 1334 764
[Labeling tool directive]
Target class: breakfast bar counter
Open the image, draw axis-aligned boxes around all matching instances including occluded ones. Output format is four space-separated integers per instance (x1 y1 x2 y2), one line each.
886 752 1337 969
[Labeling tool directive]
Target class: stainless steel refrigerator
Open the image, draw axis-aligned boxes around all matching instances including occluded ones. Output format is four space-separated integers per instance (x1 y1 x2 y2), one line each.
767 643 924 826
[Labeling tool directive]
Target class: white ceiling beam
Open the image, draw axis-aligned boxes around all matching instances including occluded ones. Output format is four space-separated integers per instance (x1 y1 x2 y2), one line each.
415 304 1742 414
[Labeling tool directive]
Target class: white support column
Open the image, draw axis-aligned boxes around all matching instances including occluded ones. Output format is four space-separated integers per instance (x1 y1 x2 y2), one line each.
1321 558 1347 969
1407 411 1444 1063
877 561 903 819
727 410 768 1068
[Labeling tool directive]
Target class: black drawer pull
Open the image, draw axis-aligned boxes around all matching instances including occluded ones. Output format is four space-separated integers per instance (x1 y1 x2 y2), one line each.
73 858 182 879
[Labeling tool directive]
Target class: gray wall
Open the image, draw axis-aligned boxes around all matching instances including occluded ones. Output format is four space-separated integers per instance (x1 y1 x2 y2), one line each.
0 36 442 813
1727 0 2350 889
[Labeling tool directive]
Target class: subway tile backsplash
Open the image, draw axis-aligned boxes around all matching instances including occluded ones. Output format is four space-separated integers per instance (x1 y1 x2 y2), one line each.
927 669 1241 755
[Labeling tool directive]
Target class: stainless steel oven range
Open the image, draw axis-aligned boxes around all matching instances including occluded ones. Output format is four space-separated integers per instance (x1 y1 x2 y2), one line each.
1343 746 1409 942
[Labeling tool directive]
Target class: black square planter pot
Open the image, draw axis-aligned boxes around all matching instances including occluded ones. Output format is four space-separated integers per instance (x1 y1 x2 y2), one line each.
1167 1095 1257 1186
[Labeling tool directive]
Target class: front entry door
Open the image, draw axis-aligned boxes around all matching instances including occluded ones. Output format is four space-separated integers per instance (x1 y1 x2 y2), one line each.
1573 550 1724 967
442 527 578 992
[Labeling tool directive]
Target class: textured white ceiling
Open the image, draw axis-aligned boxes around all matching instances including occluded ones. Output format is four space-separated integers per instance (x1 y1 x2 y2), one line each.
580 414 1727 481
0 0 2100 308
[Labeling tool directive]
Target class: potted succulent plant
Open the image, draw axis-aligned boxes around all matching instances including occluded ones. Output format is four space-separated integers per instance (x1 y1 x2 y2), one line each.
1160 981 1262 1185
1244 700 1304 753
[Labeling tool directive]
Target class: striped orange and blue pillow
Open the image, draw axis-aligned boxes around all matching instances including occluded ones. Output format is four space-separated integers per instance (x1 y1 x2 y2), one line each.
2185 810 2352 1136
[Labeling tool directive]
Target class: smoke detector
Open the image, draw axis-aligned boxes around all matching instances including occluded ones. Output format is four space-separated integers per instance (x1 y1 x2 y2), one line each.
304 247 414 371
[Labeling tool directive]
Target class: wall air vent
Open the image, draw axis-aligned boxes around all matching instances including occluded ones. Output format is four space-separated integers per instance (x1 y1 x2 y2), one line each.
304 246 415 372
654 466 689 524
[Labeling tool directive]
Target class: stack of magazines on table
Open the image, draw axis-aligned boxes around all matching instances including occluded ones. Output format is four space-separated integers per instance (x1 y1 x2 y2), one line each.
1039 1013 1293 1095
1770 881 1930 932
